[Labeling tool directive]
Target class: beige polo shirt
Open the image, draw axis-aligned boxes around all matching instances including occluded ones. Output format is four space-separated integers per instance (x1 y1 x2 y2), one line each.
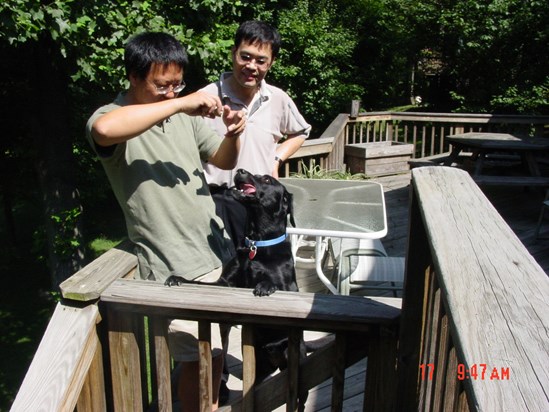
202 72 311 186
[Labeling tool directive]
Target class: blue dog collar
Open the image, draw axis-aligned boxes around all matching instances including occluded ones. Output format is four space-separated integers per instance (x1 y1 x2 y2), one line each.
245 234 287 248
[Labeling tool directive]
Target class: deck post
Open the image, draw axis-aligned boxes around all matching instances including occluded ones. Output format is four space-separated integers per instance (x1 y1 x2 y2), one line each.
395 183 432 409
150 316 172 411
198 321 213 412
330 333 347 411
107 308 144 411
287 328 302 411
241 325 256 412
363 325 399 411
76 341 107 412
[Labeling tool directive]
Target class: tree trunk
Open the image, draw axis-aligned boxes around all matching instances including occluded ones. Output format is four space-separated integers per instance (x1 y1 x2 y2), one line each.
31 34 86 288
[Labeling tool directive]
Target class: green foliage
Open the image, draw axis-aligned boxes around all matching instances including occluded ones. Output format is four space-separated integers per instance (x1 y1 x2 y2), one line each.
270 0 364 131
399 0 549 114
340 0 417 110
50 207 82 258
491 82 549 114
88 236 125 259
0 188 54 410
0 0 244 91
291 160 368 180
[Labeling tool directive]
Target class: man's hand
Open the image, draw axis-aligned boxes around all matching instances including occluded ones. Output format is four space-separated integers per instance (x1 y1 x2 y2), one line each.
177 92 246 136
221 106 246 137
178 91 224 118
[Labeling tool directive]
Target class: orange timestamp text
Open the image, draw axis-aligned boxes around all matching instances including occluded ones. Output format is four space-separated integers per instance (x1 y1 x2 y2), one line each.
419 363 510 381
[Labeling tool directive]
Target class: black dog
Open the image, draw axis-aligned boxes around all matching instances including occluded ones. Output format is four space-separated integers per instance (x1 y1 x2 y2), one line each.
166 168 298 296
166 169 308 406
220 168 298 296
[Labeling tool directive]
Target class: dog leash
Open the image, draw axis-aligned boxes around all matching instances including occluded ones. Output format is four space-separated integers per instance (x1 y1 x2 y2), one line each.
245 234 287 260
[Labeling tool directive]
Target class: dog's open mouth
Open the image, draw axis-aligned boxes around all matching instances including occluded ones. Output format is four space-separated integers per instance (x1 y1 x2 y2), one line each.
238 183 256 196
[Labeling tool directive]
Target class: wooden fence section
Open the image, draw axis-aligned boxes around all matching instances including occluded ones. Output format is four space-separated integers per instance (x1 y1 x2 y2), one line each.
10 243 138 412
11 241 401 412
100 279 401 412
397 166 549 411
281 113 348 177
282 112 549 177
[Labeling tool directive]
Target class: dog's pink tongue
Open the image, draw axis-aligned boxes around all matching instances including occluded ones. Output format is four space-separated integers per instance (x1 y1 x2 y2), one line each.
242 183 256 195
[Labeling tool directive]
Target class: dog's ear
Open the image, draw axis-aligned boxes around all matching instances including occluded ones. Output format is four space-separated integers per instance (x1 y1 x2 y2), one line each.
285 191 296 228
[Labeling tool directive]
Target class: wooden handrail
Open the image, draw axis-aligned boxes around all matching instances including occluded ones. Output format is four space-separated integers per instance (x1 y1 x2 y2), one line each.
101 279 401 329
10 303 104 412
397 166 549 411
350 111 549 125
59 240 137 302
101 279 401 412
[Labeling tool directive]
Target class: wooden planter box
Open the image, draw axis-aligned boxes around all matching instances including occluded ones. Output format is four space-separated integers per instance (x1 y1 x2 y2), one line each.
345 141 414 177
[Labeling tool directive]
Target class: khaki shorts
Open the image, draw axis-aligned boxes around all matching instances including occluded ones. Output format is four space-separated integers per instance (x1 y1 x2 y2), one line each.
168 267 225 362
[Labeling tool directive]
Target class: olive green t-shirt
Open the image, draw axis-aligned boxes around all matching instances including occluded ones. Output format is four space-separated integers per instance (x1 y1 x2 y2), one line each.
86 94 233 282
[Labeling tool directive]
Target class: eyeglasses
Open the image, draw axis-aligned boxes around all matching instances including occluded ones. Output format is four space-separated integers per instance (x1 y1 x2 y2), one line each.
235 53 270 69
148 80 186 95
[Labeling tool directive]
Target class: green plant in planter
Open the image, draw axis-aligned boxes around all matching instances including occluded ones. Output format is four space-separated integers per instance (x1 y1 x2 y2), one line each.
291 160 368 180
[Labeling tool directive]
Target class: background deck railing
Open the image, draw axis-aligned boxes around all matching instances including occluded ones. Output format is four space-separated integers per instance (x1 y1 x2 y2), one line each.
282 111 549 177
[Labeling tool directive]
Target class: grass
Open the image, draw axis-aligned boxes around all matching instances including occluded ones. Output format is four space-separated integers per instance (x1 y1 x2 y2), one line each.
88 236 127 259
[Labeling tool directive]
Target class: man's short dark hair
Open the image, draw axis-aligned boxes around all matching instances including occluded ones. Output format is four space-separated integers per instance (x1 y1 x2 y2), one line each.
235 20 281 59
124 32 189 80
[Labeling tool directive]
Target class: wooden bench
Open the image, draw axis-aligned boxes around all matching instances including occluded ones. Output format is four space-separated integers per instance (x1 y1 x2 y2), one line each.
409 151 523 170
473 175 549 187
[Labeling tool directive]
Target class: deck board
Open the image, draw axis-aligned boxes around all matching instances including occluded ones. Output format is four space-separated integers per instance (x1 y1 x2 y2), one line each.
222 168 549 411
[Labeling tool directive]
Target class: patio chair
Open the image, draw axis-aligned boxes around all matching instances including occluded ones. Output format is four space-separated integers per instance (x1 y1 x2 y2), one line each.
328 238 405 296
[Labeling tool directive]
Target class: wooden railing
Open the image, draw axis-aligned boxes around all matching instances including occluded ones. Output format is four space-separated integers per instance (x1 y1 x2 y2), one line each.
397 166 549 411
10 242 137 412
281 113 349 176
11 137 549 411
11 242 401 412
281 111 549 177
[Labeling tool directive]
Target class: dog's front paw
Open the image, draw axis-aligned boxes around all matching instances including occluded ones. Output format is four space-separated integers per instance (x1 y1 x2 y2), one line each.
165 275 187 287
253 282 278 296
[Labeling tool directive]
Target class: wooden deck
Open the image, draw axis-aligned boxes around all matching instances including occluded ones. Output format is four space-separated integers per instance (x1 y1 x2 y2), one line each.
223 168 549 411
376 169 549 271
15 164 548 411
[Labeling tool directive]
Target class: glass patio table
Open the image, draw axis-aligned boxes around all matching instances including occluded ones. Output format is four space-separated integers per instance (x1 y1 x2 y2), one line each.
280 178 387 294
